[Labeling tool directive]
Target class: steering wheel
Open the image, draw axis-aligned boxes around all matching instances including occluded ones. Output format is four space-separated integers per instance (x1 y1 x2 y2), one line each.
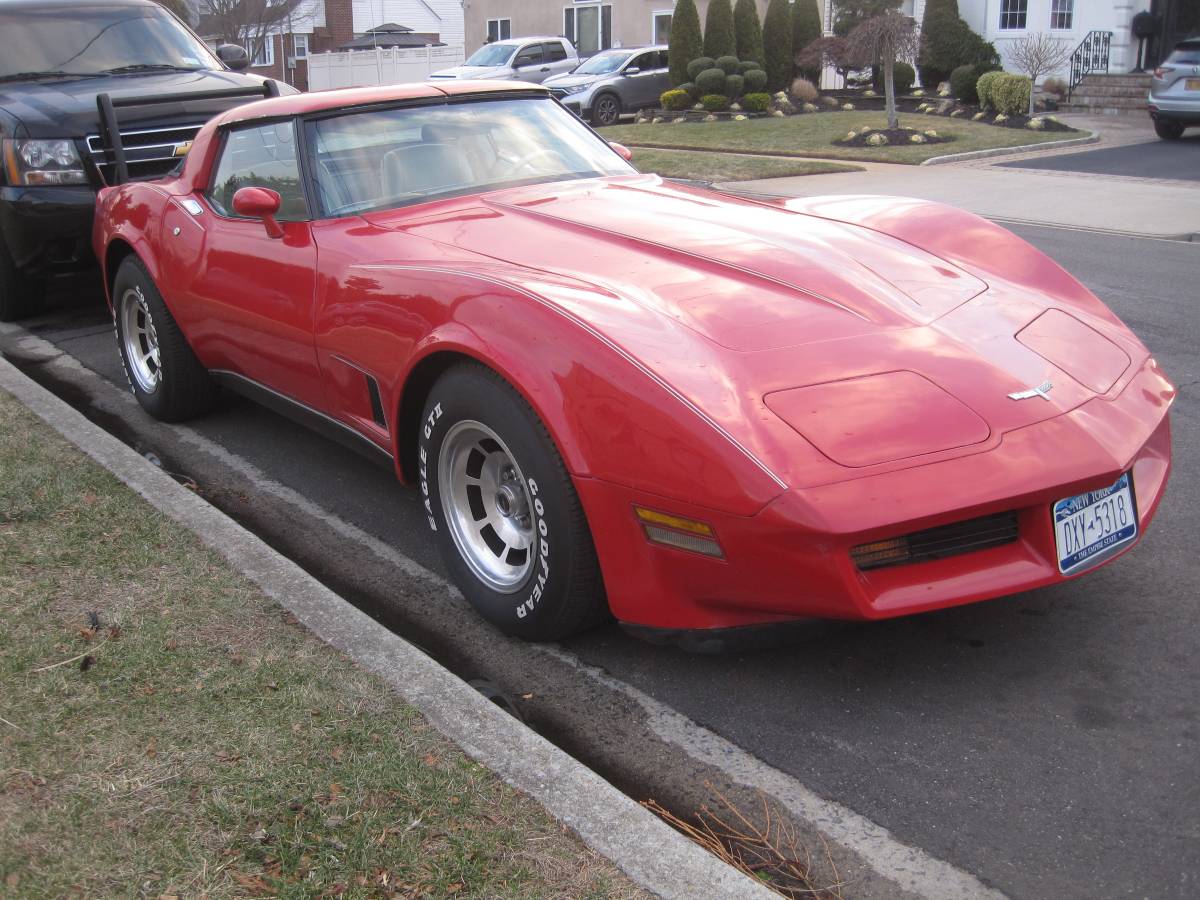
490 147 559 178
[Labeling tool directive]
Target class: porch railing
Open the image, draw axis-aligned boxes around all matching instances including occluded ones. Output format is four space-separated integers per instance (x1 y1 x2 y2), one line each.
1067 31 1113 101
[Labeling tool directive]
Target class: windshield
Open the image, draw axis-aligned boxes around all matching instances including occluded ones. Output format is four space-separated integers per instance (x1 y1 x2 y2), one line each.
573 50 635 76
1166 44 1200 65
0 5 218 80
464 43 516 67
309 97 636 216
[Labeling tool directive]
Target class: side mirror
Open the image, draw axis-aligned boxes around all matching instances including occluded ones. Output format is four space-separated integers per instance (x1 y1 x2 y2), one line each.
624 67 641 76
232 187 284 238
608 141 633 162
216 44 250 72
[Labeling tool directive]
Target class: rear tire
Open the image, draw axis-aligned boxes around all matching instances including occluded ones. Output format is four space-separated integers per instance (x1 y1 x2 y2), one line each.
591 93 622 127
0 233 44 322
113 256 215 422
1154 118 1184 140
418 363 609 640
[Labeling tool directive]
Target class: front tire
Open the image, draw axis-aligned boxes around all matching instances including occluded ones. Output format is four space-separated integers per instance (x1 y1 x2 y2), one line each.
1154 118 1184 140
113 256 215 422
418 363 608 640
591 93 622 127
0 233 44 322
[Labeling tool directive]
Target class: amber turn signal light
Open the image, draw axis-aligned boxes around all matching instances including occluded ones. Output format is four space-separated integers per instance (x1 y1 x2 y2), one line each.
634 506 724 558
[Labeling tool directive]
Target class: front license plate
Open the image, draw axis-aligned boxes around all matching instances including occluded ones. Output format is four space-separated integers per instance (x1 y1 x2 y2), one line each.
1186 78 1200 91
1053 473 1138 575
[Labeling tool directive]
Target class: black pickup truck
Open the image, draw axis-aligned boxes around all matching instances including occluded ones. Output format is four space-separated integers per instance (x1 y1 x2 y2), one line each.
0 0 294 320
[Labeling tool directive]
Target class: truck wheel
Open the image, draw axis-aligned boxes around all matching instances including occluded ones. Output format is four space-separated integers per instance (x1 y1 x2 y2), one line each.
0 234 44 322
418 363 609 640
113 256 215 422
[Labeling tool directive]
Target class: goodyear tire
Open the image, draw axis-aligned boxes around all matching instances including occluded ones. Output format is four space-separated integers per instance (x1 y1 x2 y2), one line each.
113 256 215 422
418 363 608 640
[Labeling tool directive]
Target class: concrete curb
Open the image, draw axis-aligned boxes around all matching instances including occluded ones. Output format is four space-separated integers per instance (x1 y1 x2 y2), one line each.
920 130 1100 165
0 354 774 900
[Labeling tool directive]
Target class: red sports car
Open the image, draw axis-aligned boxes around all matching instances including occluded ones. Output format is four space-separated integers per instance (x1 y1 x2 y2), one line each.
93 82 1174 642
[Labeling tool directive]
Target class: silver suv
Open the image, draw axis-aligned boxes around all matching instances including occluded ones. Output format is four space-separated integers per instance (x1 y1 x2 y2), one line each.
1149 39 1200 139
430 37 578 85
544 46 670 126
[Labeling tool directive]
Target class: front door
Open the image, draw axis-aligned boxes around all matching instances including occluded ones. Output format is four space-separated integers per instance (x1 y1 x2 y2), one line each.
169 120 324 410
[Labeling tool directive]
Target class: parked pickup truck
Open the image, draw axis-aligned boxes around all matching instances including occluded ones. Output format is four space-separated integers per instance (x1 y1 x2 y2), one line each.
0 0 293 320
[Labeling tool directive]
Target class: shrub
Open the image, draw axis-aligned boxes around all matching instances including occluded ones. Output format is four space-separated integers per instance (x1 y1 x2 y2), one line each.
734 0 765 70
1042 76 1067 97
743 68 768 92
975 70 1004 108
703 0 736 60
762 0 793 91
870 60 916 95
660 89 691 111
991 74 1031 116
687 56 716 81
791 0 824 83
820 95 839 108
789 77 819 103
696 67 728 96
738 60 761 74
700 93 731 111
678 81 700 99
920 6 1000 89
716 55 741 75
949 64 980 103
669 0 704 86
742 92 772 112
724 73 745 98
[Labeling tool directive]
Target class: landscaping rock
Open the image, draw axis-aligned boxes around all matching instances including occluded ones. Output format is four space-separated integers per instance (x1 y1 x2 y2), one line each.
973 111 987 121
867 132 888 145
802 102 818 113
842 103 855 111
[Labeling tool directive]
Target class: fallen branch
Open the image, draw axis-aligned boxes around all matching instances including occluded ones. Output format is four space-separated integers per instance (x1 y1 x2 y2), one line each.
30 639 108 673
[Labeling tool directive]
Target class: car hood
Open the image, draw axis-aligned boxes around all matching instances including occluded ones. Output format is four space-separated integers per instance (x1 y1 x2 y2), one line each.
364 176 1147 483
0 69 274 138
543 73 599 89
428 66 508 80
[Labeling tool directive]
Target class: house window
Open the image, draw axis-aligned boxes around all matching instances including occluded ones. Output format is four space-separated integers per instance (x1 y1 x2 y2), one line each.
652 10 672 45
247 35 274 67
293 34 308 59
487 18 511 42
1050 0 1073 30
998 0 1028 30
564 4 612 57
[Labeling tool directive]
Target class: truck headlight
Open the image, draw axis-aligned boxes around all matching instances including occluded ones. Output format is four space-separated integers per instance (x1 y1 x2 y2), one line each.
3 138 88 186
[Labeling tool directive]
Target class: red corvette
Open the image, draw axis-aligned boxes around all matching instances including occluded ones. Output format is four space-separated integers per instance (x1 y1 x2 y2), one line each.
93 82 1174 642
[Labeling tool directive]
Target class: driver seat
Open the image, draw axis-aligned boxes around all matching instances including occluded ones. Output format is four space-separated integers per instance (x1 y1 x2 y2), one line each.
380 143 472 198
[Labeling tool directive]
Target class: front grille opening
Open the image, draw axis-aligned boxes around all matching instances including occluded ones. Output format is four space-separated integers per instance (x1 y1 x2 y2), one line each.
851 511 1020 571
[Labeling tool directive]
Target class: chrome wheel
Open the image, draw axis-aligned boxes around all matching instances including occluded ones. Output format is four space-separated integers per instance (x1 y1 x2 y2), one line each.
438 420 536 593
120 285 161 393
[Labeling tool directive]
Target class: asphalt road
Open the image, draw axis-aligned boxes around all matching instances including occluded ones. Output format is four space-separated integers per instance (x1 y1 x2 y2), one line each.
7 224 1199 899
998 132 1200 180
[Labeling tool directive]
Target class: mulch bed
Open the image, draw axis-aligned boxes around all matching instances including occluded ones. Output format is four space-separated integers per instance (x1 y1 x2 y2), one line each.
833 126 953 147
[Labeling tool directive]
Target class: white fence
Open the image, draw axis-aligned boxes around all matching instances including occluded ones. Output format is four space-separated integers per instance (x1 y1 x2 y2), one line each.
307 45 465 91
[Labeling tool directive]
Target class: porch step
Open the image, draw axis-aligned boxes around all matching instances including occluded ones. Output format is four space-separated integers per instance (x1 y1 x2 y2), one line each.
1067 73 1150 112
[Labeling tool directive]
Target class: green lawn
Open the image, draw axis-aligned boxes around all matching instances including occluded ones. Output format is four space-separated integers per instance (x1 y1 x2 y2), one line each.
631 147 862 182
0 389 646 900
607 111 1083 165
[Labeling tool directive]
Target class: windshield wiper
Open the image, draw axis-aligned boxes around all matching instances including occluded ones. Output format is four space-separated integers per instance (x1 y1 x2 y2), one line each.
0 70 95 83
104 64 201 75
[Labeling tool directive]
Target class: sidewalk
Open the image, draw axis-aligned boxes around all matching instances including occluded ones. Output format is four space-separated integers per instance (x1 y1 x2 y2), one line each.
721 115 1200 240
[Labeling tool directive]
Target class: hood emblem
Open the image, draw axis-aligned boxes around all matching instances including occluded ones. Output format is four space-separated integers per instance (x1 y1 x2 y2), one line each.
1008 380 1054 401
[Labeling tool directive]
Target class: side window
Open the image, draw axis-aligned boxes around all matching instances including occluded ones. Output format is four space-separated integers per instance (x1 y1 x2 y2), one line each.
208 122 308 222
655 50 670 70
513 44 543 67
543 41 568 62
630 51 657 71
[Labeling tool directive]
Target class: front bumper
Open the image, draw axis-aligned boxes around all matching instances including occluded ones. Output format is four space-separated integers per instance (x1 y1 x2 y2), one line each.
0 185 97 275
577 359 1174 631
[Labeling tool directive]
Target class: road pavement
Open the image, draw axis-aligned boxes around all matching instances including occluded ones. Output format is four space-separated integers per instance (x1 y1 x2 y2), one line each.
4 224 1198 899
997 131 1200 181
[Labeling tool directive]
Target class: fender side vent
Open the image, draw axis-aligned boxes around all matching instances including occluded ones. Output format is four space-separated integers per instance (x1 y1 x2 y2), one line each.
852 511 1020 571
365 375 387 429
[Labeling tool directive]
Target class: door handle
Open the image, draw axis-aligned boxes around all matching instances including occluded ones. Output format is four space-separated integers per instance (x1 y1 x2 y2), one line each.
540 66 550 72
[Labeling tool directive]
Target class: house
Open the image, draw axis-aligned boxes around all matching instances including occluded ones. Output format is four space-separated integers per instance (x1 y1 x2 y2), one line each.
462 1 771 58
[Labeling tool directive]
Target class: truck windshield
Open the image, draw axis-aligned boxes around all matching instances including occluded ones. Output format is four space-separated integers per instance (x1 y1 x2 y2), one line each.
464 44 516 67
0 5 219 80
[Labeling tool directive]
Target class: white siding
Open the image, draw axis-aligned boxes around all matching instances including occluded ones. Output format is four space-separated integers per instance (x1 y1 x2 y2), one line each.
352 0 464 46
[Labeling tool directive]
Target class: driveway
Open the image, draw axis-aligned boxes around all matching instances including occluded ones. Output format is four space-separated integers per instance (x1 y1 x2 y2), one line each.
997 132 1200 181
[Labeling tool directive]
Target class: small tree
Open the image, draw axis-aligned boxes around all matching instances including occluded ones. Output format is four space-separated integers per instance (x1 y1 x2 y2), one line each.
703 0 737 60
791 0 824 83
762 0 793 91
796 36 863 88
734 0 765 68
832 0 901 37
668 0 704 86
848 12 920 131
1008 32 1073 115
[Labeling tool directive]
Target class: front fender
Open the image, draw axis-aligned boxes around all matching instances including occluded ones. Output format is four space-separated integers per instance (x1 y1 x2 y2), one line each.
94 183 170 309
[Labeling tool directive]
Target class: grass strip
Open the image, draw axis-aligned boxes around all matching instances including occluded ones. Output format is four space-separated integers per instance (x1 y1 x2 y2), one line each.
631 148 860 182
606 112 1080 165
0 388 645 899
